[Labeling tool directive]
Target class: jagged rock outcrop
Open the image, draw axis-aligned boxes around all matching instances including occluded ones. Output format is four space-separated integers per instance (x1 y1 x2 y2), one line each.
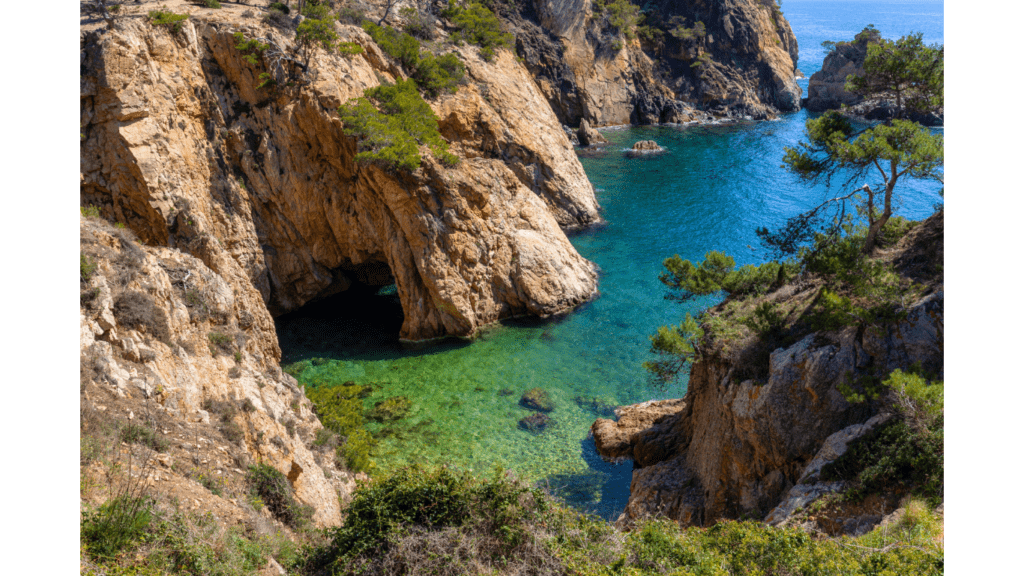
505 0 801 125
593 214 944 527
805 28 942 125
80 216 353 527
630 140 662 151
80 14 600 342
577 119 608 146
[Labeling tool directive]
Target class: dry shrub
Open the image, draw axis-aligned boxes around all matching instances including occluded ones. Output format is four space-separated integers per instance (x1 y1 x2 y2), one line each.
381 524 563 576
113 291 170 341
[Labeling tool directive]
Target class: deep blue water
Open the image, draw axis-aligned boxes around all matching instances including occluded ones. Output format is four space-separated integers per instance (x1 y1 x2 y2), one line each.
276 1 945 520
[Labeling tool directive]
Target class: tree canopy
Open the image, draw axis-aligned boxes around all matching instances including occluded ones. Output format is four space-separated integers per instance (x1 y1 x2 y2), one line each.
761 29 943 255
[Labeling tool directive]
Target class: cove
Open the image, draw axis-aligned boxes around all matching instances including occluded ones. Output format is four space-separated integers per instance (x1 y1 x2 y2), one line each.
276 1 944 522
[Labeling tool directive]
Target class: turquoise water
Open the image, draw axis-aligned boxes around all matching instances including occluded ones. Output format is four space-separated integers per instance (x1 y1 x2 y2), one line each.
277 2 944 520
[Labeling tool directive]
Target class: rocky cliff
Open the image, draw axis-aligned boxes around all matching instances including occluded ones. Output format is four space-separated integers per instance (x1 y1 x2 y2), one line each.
592 212 944 528
505 0 801 125
80 7 600 344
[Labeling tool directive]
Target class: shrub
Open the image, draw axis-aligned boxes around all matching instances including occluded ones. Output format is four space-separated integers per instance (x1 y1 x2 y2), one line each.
339 79 459 171
268 1 290 14
821 419 943 504
81 495 154 560
198 0 221 8
208 331 233 353
592 0 641 39
338 41 365 56
295 14 339 69
361 22 465 97
81 205 102 218
120 423 170 453
246 463 313 529
441 1 514 60
81 254 97 283
399 6 436 40
241 398 257 413
264 7 294 30
222 421 244 444
336 2 366 25
148 9 189 33
301 2 331 18
233 32 269 66
113 291 169 340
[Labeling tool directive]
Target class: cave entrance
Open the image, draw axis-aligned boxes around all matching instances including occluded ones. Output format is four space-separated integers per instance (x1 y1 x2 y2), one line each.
274 261 406 364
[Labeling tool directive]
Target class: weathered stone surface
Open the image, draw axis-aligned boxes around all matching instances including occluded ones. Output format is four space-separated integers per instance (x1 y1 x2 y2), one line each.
511 0 802 125
591 399 687 462
79 216 349 527
764 413 893 525
577 119 608 146
80 17 600 342
630 140 663 152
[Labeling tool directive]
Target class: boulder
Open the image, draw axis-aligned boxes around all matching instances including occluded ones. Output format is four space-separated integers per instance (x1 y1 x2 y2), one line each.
630 140 663 152
577 119 608 146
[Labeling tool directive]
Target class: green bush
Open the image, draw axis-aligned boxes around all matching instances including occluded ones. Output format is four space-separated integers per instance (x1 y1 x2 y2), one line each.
300 466 548 574
295 14 339 69
81 254 97 283
246 463 314 530
592 0 641 39
338 41 365 56
208 331 233 353
81 205 102 218
821 419 943 504
362 22 465 97
233 32 269 66
81 495 154 560
147 9 189 33
441 1 514 61
268 2 290 14
120 423 170 453
339 79 459 171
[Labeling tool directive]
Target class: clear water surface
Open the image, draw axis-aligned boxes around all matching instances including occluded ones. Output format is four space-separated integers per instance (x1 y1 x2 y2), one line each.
276 1 945 520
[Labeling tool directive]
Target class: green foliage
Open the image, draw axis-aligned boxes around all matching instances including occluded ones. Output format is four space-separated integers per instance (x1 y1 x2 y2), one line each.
81 205 102 218
81 495 154 560
268 2 290 14
339 79 459 171
336 2 365 25
442 1 514 60
233 32 269 66
399 6 436 40
208 331 233 353
81 254 97 283
741 302 785 337
592 0 641 40
246 463 314 530
658 251 735 302
362 22 465 97
338 41 365 56
671 21 706 42
301 2 331 19
295 13 340 69
300 466 550 575
120 423 170 453
147 9 189 33
821 419 943 504
884 368 943 426
848 32 943 118
643 313 703 385
199 0 221 8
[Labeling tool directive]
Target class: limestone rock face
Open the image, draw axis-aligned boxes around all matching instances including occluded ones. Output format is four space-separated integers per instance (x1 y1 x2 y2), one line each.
80 217 351 527
598 280 943 527
510 0 802 125
80 18 599 342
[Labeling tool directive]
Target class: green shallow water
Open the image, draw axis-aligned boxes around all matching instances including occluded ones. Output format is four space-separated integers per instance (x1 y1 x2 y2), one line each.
277 3 944 520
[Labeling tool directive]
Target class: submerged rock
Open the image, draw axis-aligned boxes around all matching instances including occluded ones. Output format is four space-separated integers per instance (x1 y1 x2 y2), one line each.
369 396 412 422
519 412 552 433
574 395 617 418
520 387 555 412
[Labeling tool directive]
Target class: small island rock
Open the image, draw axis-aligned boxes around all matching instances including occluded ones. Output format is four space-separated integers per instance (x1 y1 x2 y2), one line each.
631 140 663 152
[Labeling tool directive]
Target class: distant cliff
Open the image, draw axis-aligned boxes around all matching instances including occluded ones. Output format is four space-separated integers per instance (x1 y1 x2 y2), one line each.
504 0 802 125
